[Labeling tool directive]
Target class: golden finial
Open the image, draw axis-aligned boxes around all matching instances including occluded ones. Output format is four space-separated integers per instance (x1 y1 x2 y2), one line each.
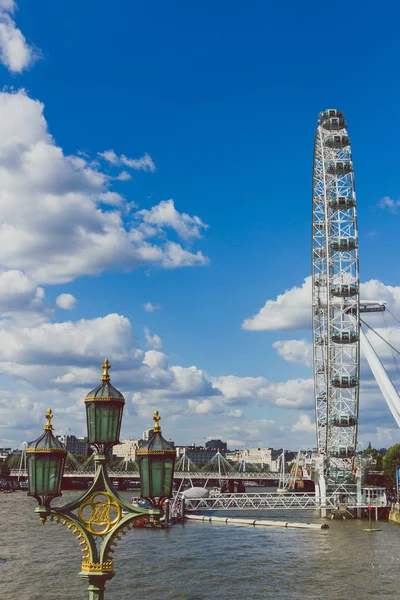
153 410 161 433
44 408 53 431
101 359 111 381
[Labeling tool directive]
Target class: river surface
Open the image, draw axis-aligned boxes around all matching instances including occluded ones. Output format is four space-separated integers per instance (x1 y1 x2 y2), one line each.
1 490 399 600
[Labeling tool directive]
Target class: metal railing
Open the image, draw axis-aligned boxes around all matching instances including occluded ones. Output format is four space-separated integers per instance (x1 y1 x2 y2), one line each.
182 492 337 511
9 469 283 480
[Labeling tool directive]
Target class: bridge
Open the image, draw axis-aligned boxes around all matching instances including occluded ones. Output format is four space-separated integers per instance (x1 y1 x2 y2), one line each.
180 488 387 512
182 492 337 511
10 469 283 481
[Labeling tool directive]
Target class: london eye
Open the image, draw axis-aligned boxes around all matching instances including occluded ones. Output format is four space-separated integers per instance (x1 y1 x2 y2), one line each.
312 109 359 490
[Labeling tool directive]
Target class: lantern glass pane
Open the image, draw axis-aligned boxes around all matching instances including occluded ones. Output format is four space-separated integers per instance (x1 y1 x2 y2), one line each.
86 402 123 444
139 457 150 497
162 459 173 497
28 455 65 496
151 459 163 498
28 455 37 496
86 403 96 443
107 405 120 442
95 405 107 441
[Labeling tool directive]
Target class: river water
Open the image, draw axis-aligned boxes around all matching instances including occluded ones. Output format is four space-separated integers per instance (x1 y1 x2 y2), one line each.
1 491 399 600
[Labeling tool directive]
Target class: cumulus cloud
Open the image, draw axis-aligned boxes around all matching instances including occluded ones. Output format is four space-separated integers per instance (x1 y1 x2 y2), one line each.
144 327 162 350
0 90 208 285
0 305 394 448
56 293 77 310
261 378 315 409
242 277 312 331
137 199 208 241
0 269 46 325
292 414 315 433
98 150 156 173
142 350 169 370
143 302 160 312
378 196 400 214
0 313 136 373
0 269 43 311
115 171 131 181
212 375 268 399
273 339 313 367
0 1 38 73
243 276 400 333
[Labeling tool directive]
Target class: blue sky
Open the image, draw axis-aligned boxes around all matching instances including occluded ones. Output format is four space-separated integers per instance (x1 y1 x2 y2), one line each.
0 0 400 450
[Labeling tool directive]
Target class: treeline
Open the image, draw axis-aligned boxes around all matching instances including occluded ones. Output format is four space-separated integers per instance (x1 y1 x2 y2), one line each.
365 444 400 493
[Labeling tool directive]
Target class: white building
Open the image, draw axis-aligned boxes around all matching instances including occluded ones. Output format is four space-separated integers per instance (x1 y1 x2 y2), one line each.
227 447 273 469
113 439 141 461
142 428 153 441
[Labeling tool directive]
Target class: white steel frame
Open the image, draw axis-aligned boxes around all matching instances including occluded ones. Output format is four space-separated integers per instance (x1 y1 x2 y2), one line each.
312 109 360 489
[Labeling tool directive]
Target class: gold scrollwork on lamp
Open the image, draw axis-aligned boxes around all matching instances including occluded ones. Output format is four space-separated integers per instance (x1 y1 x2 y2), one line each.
78 492 122 535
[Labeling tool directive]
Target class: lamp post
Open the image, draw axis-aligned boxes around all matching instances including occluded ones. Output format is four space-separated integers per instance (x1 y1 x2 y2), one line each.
27 360 175 600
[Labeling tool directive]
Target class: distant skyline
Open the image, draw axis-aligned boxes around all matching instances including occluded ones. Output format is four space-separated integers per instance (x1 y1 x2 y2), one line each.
1 0 400 450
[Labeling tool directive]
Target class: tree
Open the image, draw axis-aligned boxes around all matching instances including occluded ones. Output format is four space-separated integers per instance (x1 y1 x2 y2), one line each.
365 447 383 470
6 454 22 469
0 461 10 477
382 443 400 492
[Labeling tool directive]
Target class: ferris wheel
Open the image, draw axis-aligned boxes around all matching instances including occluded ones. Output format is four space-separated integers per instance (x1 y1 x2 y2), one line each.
312 109 360 488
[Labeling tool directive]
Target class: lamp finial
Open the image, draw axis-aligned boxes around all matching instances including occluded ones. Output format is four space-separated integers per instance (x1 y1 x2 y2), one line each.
153 410 161 433
101 359 111 382
44 408 53 431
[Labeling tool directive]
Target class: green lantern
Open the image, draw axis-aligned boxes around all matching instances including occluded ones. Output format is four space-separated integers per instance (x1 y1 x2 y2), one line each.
27 409 67 516
137 410 176 507
85 359 125 454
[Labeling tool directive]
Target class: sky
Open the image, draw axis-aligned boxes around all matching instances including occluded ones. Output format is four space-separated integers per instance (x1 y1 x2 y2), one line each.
1 0 400 451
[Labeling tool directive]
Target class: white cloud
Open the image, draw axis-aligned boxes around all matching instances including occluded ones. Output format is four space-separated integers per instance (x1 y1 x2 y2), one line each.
221 419 277 447
0 1 38 73
158 241 209 268
0 313 135 371
0 269 45 323
137 199 208 241
212 375 267 399
375 427 400 445
292 414 315 433
99 191 124 206
170 365 216 398
0 392 44 430
56 293 77 310
143 302 160 312
242 277 312 331
0 90 208 285
243 276 400 333
378 196 400 214
98 150 156 173
0 305 395 449
261 378 315 409
115 171 131 181
273 339 313 367
144 327 162 350
142 350 169 370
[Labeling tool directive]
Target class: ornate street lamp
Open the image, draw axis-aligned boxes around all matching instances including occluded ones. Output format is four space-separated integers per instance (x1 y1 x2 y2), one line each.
27 408 68 523
27 360 176 600
85 359 125 454
137 410 176 507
